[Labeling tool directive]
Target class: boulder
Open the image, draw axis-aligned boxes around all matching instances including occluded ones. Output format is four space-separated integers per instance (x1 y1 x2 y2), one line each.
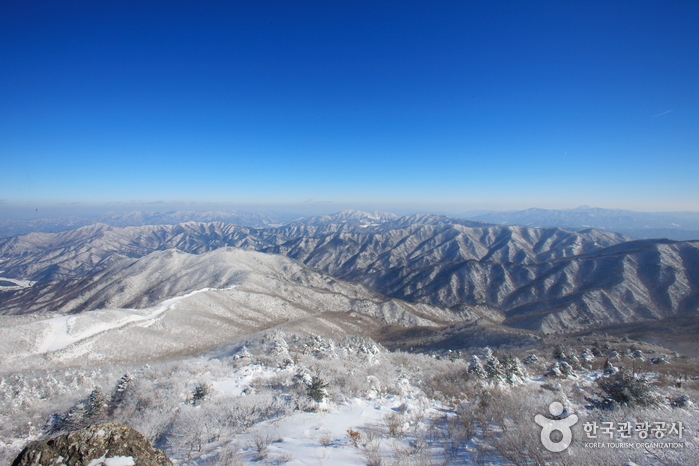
12 421 172 466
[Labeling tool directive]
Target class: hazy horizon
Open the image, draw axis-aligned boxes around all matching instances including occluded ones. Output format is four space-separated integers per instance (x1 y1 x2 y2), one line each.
2 201 699 222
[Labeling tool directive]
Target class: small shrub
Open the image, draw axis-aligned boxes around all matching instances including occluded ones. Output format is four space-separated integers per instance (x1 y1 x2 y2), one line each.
347 428 361 447
216 447 244 466
269 453 293 466
455 404 477 441
249 431 275 461
594 369 663 408
440 415 471 457
383 412 405 437
319 432 332 447
362 442 383 466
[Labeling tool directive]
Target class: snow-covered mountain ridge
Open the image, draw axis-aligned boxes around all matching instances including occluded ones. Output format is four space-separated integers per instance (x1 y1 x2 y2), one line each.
1 211 698 335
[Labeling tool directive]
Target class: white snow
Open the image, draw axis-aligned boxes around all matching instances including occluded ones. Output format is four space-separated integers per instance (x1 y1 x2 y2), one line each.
34 286 236 354
86 455 135 466
0 276 35 290
211 364 282 397
243 398 402 465
202 364 456 465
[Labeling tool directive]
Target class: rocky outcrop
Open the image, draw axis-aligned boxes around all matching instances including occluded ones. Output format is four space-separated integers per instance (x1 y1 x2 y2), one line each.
12 421 172 466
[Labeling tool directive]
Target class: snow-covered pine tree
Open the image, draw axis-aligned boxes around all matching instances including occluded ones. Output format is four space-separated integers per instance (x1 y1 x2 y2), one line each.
502 355 528 386
467 355 487 379
543 361 563 378
522 353 539 365
485 355 506 384
596 368 663 408
272 337 289 356
109 373 132 411
553 344 572 360
64 402 87 430
559 361 574 377
239 346 253 360
84 387 108 420
603 359 617 375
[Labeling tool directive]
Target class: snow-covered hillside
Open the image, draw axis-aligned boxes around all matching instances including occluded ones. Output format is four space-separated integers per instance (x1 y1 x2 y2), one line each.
2 331 697 465
0 248 472 372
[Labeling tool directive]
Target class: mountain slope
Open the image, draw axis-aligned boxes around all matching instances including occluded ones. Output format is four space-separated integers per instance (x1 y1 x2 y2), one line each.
268 223 629 273
2 212 698 335
263 223 699 332
0 247 471 371
0 215 400 282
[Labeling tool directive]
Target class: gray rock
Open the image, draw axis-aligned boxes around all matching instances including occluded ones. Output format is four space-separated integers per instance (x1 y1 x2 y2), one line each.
12 421 172 466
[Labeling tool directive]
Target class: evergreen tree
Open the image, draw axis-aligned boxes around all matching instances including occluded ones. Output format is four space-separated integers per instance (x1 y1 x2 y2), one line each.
239 346 253 359
85 387 108 420
581 348 595 363
485 356 505 383
553 344 573 360
191 382 210 405
272 338 289 356
544 361 562 378
559 361 574 377
110 372 132 409
603 359 616 375
522 353 539 365
503 355 528 386
467 355 487 379
307 376 329 402
597 368 663 408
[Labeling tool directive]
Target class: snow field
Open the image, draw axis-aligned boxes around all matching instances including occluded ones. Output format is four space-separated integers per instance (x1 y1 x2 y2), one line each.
34 287 236 353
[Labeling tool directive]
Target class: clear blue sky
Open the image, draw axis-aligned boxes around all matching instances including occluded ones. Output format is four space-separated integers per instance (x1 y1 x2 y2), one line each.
1 0 697 215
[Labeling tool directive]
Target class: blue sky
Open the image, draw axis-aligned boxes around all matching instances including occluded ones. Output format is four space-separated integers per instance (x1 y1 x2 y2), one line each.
1 1 698 215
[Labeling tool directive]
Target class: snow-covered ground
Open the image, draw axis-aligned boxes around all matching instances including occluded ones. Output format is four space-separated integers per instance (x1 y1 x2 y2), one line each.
34 287 236 354
0 286 262 372
2 329 696 466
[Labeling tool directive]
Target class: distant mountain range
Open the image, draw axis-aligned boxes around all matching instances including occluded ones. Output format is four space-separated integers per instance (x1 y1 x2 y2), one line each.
2 210 698 340
466 206 699 241
3 206 699 241
0 210 292 237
